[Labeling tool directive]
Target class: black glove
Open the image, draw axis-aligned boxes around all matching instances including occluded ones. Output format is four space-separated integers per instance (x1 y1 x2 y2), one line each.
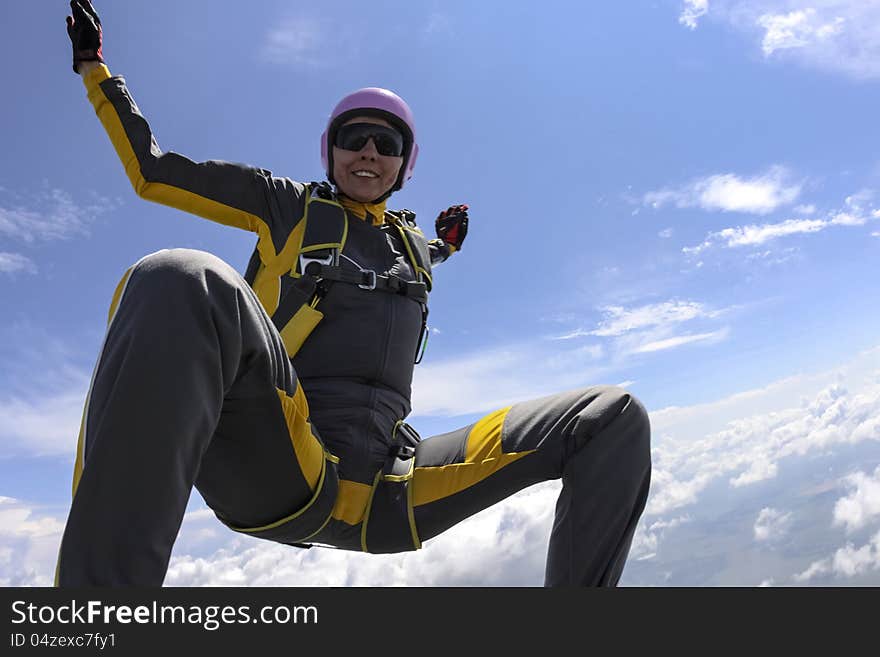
66 0 104 74
435 204 469 251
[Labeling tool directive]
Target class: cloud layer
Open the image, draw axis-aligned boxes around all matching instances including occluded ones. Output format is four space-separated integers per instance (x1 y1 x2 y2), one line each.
5 346 880 585
169 345 880 585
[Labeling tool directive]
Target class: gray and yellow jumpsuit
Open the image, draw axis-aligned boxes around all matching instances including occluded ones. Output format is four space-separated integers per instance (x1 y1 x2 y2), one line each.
57 65 652 587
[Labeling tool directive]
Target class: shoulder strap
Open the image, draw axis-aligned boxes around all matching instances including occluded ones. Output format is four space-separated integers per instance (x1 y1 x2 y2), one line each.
386 209 433 292
295 182 349 275
267 183 349 357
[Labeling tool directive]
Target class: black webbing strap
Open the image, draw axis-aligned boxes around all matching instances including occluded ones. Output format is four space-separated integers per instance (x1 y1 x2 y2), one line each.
387 210 433 292
305 263 429 303
270 276 318 332
376 273 429 303
269 184 347 333
390 420 422 460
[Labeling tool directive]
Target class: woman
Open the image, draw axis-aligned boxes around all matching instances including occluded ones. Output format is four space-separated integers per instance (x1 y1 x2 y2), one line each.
60 0 652 586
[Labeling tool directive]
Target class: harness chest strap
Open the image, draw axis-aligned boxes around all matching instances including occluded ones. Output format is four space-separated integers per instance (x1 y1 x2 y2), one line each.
247 182 433 358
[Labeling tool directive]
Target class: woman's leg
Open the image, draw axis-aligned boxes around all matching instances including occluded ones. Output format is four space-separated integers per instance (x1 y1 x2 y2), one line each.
57 249 331 586
409 385 652 586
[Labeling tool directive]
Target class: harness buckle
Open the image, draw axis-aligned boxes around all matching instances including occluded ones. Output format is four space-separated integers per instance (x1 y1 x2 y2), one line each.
299 250 336 277
358 269 377 290
396 421 422 448
390 443 416 460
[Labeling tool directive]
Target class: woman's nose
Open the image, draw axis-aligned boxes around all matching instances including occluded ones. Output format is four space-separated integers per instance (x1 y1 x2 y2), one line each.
359 138 379 158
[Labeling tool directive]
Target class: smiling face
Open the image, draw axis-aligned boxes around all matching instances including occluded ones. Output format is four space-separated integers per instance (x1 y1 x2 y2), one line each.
332 116 405 202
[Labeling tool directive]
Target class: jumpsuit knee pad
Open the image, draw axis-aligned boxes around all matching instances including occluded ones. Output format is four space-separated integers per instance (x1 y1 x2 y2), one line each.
121 248 251 320
560 385 652 469
134 248 239 289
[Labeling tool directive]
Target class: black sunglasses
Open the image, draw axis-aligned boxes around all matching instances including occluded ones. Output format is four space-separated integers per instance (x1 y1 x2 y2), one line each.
334 122 405 157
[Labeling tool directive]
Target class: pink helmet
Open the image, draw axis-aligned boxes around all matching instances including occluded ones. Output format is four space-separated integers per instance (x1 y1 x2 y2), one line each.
321 87 419 195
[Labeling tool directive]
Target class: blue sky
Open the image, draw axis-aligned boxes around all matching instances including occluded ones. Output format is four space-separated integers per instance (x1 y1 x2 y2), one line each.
2 0 880 586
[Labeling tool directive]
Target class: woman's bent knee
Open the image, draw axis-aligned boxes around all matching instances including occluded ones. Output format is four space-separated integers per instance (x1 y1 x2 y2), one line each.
575 385 651 458
125 248 245 302
136 248 236 281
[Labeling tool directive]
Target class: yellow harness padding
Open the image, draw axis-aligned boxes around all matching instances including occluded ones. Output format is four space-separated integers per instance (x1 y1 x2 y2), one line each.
411 406 534 507
330 480 373 525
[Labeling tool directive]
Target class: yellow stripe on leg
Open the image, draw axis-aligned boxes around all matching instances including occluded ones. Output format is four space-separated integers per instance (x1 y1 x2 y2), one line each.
411 406 534 507
276 388 325 491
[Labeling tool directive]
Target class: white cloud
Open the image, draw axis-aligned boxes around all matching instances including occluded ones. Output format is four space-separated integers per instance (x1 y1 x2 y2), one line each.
632 328 729 354
684 1 880 80
754 507 793 541
260 18 327 67
719 218 826 246
793 558 830 582
645 469 715 516
567 300 737 361
831 531 880 577
0 252 36 274
794 531 880 582
732 457 779 487
0 497 64 587
0 369 90 458
0 186 115 243
587 300 720 338
414 299 735 417
844 189 874 212
680 0 710 30
744 247 800 266
630 515 692 561
682 189 879 255
646 346 880 517
833 466 880 532
645 166 801 215
166 482 559 586
758 9 844 55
